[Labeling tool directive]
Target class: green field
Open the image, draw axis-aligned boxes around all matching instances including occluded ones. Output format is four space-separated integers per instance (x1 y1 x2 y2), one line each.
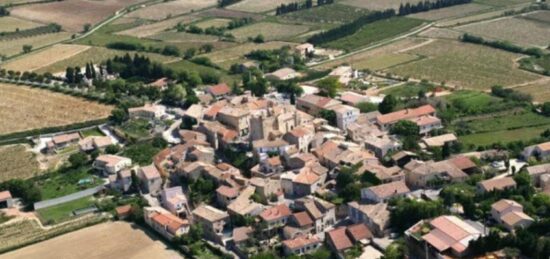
443 91 503 113
37 196 96 225
168 60 238 84
121 141 162 166
36 168 101 200
459 125 550 147
389 40 541 90
194 18 233 29
354 53 419 70
381 82 436 98
80 127 105 138
281 4 370 24
229 22 310 42
322 17 424 51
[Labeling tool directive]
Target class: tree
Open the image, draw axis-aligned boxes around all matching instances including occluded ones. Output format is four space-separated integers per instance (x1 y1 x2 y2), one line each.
319 109 337 127
162 84 186 106
390 198 446 232
253 34 265 43
68 152 88 168
184 48 197 59
542 102 550 117
110 108 128 124
83 23 91 32
356 102 378 113
390 120 419 137
105 145 120 154
316 76 341 98
65 67 75 84
379 94 397 114
200 43 214 53
22 44 32 54
85 63 93 79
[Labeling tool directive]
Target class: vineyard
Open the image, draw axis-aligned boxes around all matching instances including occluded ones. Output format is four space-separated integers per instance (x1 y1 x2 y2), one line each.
0 23 62 41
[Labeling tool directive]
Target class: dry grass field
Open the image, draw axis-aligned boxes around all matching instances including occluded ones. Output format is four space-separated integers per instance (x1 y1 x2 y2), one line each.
514 79 550 103
340 0 434 10
226 0 298 13
435 3 530 27
474 0 531 7
10 0 145 32
388 40 541 90
0 32 71 57
418 27 463 40
194 18 233 29
353 53 419 70
454 16 550 47
229 22 310 42
522 10 550 24
126 0 217 21
0 145 41 182
408 3 492 21
35 46 176 74
147 31 219 43
2 44 90 72
203 41 297 68
117 14 200 38
0 16 43 33
0 83 113 135
0 222 182 259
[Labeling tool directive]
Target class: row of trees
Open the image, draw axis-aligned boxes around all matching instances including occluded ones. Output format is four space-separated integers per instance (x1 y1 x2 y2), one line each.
398 0 472 16
275 0 334 16
105 41 182 57
462 33 545 57
64 62 99 84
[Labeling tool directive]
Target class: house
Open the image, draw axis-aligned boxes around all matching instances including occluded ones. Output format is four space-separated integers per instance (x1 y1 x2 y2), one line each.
294 196 336 234
421 133 458 148
326 224 373 257
477 177 516 193
288 163 328 197
525 163 550 186
252 138 290 160
313 140 377 170
405 159 469 189
361 181 410 203
296 94 341 116
148 77 170 90
195 121 238 150
250 177 282 201
348 202 390 237
329 66 354 85
405 215 486 258
144 207 189 240
282 236 322 256
260 204 292 230
217 106 250 136
266 67 298 81
340 91 370 106
376 105 441 134
128 104 163 120
78 136 113 152
47 132 81 152
491 199 534 231
138 165 162 195
283 127 314 153
108 169 132 192
0 191 14 209
448 155 478 175
115 204 133 220
295 43 314 57
522 141 550 160
251 156 285 178
93 155 132 175
328 104 360 131
391 151 418 168
207 83 231 99
160 187 191 218
192 205 229 244
364 136 402 159
216 185 240 208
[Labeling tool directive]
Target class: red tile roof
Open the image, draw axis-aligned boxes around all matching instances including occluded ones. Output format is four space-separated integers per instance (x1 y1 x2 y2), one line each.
449 156 477 171
346 223 373 242
115 204 132 216
208 83 230 96
216 185 239 198
282 236 320 250
0 190 12 201
260 204 291 222
327 227 353 251
152 212 188 234
292 211 313 227
377 105 435 125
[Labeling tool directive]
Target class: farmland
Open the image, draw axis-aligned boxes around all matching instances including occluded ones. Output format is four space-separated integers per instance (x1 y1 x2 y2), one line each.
35 167 101 200
10 0 146 32
340 0 434 10
194 18 233 29
229 22 310 42
147 31 219 43
226 0 298 13
280 4 370 24
0 145 41 182
2 44 90 72
522 10 550 24
454 16 550 47
116 15 200 38
514 80 550 103
388 40 540 90
353 53 419 71
473 0 531 7
37 197 97 224
0 222 181 259
202 41 297 69
0 83 113 135
0 32 71 57
125 0 217 21
321 17 425 51
0 16 42 33
408 3 492 21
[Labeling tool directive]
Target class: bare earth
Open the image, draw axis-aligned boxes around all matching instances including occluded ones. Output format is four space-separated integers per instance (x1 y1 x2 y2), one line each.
0 221 183 259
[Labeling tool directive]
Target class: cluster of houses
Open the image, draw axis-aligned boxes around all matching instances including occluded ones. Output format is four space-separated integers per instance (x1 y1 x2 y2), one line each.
19 60 550 259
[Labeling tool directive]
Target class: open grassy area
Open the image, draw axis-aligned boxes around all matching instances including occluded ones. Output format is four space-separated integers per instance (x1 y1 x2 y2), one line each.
340 0 432 10
116 14 200 38
168 59 239 84
35 167 101 200
459 125 550 147
0 32 71 57
122 141 162 165
36 196 96 224
80 127 105 138
443 91 503 113
381 82 436 99
147 31 219 43
322 17 425 51
0 83 113 136
473 0 531 7
388 40 541 90
194 18 233 29
0 145 41 182
0 16 43 33
513 80 550 103
281 4 370 24
2 44 91 72
229 22 310 42
116 119 152 141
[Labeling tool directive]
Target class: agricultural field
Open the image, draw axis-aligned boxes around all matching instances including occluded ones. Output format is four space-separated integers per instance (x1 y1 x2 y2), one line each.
473 0 531 7
0 222 181 259
0 32 71 57
116 15 200 38
10 0 146 32
35 167 101 200
353 53 419 71
408 3 492 21
35 46 176 74
0 83 113 135
2 44 90 72
226 0 298 13
168 60 238 84
125 0 217 21
340 0 434 10
454 16 550 47
147 31 219 43
381 82 436 98
0 145 41 182
435 4 529 27
37 196 97 224
522 10 550 24
0 16 42 33
229 22 310 42
280 4 370 24
322 17 425 51
388 40 541 90
459 125 550 147
194 18 233 29
514 79 550 103
418 27 463 40
202 41 297 69
0 216 106 254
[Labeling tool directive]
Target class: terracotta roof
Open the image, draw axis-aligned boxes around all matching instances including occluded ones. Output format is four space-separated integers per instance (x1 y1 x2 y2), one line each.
340 91 367 105
421 215 483 254
288 127 310 138
52 132 80 145
377 105 435 125
501 211 533 226
207 83 230 96
537 142 550 152
412 115 440 126
115 204 132 216
327 227 353 251
260 204 291 222
233 226 253 243
267 156 282 167
0 190 12 201
294 169 320 185
299 94 340 109
193 205 229 222
422 134 457 147
96 155 130 167
365 181 410 200
152 212 188 234
491 199 522 213
282 236 320 250
216 185 239 198
448 156 477 171
268 67 296 79
346 223 373 242
140 165 161 180
292 211 313 227
478 177 516 192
